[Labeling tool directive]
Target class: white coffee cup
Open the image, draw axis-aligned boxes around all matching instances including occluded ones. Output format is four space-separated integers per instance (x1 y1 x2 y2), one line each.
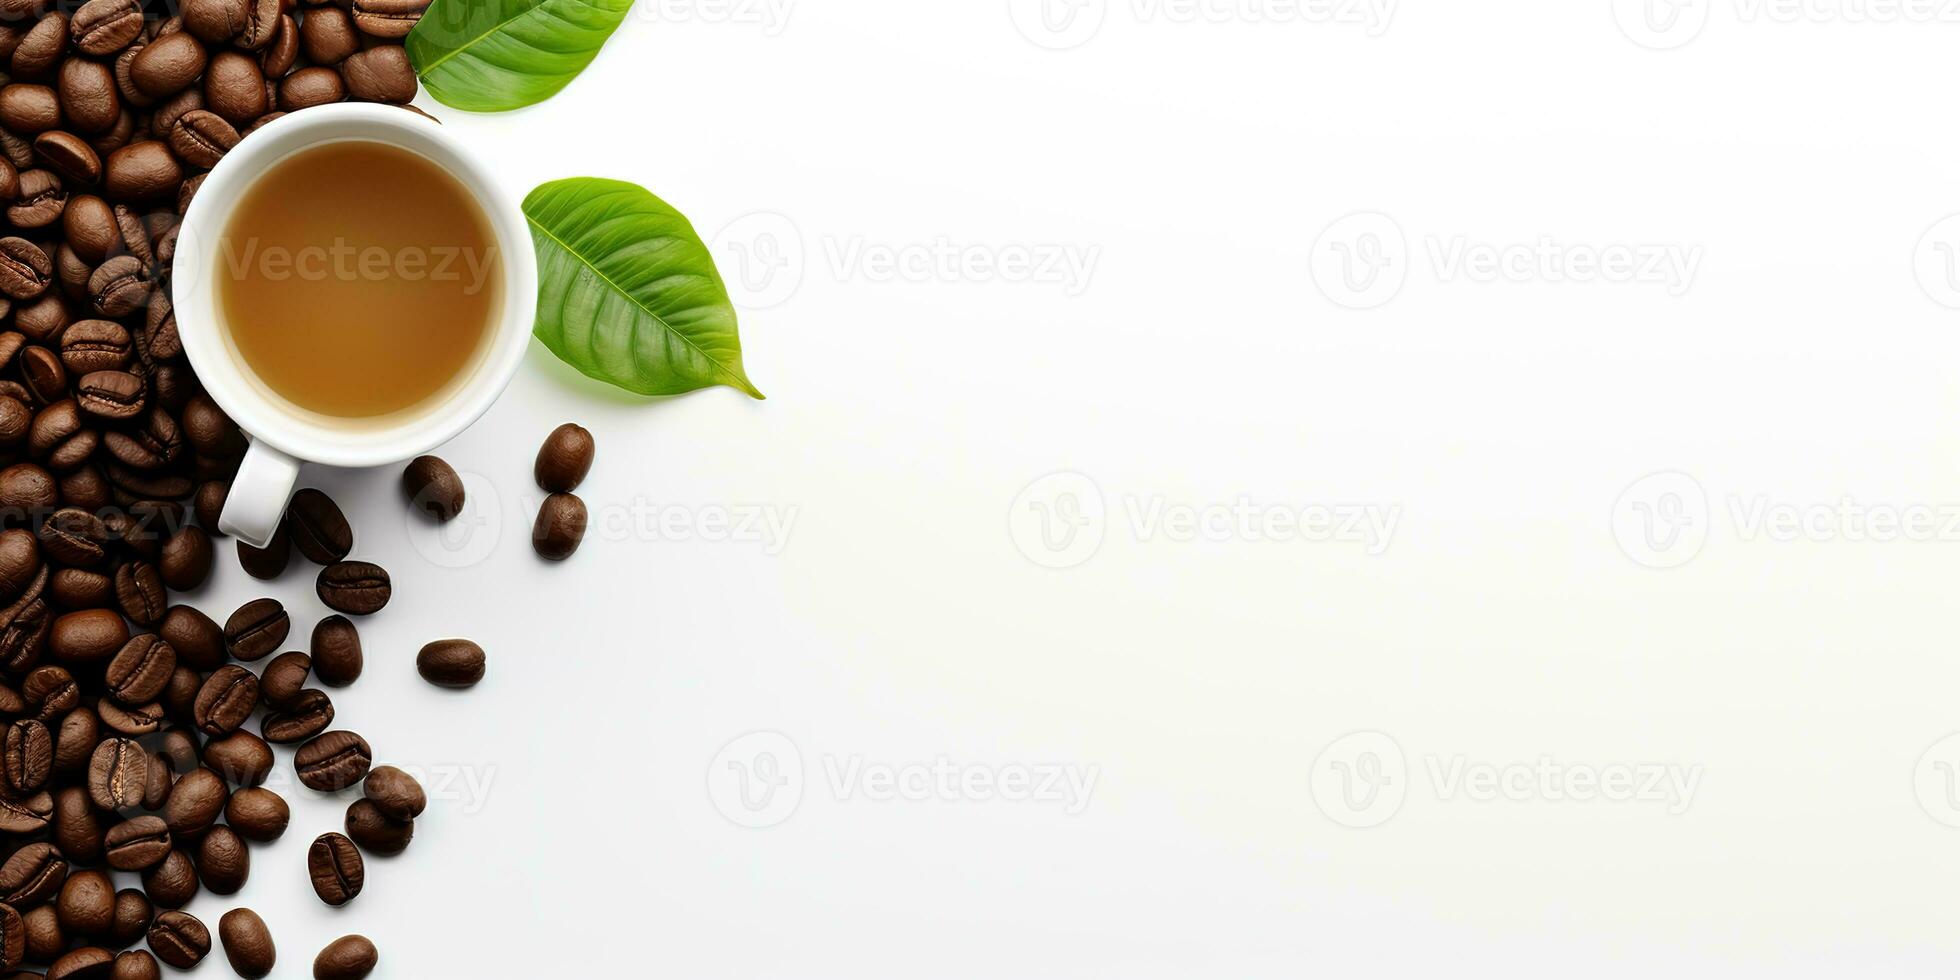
174 103 537 549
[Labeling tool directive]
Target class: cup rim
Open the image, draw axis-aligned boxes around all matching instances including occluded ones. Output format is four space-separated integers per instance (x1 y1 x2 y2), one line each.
174 103 537 469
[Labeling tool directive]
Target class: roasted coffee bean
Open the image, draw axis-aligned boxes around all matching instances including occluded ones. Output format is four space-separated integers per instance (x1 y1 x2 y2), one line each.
0 530 40 602
164 109 235 168
223 786 287 841
23 901 61 963
1 719 50 795
0 237 51 300
0 842 66 908
85 737 147 810
181 394 240 457
260 688 330 743
30 400 91 468
63 193 116 261
191 664 257 736
51 787 101 862
192 479 227 530
194 825 247 894
201 730 271 786
0 786 52 834
204 52 267 126
39 507 107 566
293 730 369 791
57 320 129 376
310 614 361 685
159 605 222 669
70 0 143 56
258 650 309 707
8 168 65 228
217 907 273 977
222 597 286 660
278 65 344 111
21 666 76 722
50 607 128 668
11 14 66 81
362 764 425 819
128 33 204 101
157 525 210 591
97 699 162 736
58 58 120 136
351 0 428 36
111 562 164 625
104 410 181 471
0 85 60 135
344 798 412 856
109 889 151 949
340 46 415 104
75 371 143 425
305 833 362 906
288 488 350 563
1 599 54 673
260 14 297 76
35 129 101 185
102 815 171 871
48 566 112 609
235 526 289 579
54 243 90 302
159 666 198 722
148 89 200 143
316 561 388 615
313 935 377 980
401 455 463 521
535 422 595 491
112 949 160 980
0 395 29 449
532 492 586 561
415 638 484 688
48 946 113 979
183 0 247 43
14 296 65 349
140 748 172 810
300 6 357 65
101 141 178 203
156 730 198 773
56 465 109 511
19 346 66 404
50 709 94 780
56 868 113 938
104 633 173 703
161 765 225 837
140 849 196 909
85 255 149 316
145 909 206 967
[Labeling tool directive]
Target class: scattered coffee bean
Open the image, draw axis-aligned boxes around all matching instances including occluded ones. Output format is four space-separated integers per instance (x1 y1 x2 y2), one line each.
535 422 595 492
113 949 161 980
362 764 425 820
191 663 257 736
145 909 208 969
201 730 272 787
344 798 412 856
48 946 114 979
194 824 248 894
85 736 146 810
156 524 211 591
102 814 170 871
258 649 309 707
55 866 113 937
261 687 331 743
401 454 463 521
235 519 291 579
416 638 484 688
218 907 274 978
313 934 377 980
316 560 388 615
140 849 197 909
223 786 288 842
533 491 587 561
305 833 362 906
287 487 350 563
293 729 370 791
221 596 287 660
309 614 361 685
161 766 225 837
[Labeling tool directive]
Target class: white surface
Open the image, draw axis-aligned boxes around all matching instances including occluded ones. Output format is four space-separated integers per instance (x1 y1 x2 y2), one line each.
186 2 1960 976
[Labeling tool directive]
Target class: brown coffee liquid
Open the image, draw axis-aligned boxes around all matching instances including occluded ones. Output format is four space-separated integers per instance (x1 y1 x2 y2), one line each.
218 140 500 419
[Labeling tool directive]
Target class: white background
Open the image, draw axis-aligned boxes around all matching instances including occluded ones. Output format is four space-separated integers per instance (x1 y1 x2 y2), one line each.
182 0 1960 975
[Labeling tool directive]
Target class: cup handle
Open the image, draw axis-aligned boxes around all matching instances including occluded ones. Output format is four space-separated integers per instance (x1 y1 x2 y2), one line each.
219 439 300 548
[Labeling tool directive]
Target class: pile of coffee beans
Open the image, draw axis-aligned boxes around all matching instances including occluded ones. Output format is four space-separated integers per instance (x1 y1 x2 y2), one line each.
0 0 465 972
530 422 590 561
